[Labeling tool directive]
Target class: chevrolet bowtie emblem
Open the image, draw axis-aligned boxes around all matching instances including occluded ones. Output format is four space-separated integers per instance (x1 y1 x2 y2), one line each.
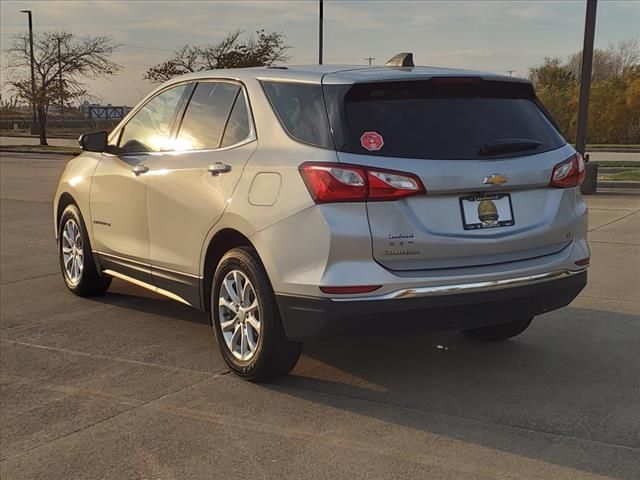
483 174 508 186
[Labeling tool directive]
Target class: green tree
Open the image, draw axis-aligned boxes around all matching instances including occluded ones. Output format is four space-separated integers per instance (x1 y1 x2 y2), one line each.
4 31 120 145
528 57 575 140
144 30 289 84
529 40 640 145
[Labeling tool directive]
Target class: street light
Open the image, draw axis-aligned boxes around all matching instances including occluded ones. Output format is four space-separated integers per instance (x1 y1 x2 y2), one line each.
318 0 324 65
20 9 37 135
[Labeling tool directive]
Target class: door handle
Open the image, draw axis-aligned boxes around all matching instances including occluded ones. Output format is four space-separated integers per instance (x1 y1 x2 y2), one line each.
131 164 149 176
208 162 231 176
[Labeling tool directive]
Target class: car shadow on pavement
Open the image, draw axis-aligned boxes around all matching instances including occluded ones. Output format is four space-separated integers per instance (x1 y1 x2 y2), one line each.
267 307 640 479
89 290 210 326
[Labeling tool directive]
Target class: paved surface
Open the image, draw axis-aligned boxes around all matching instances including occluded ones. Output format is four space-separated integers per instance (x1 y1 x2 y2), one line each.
1 152 639 480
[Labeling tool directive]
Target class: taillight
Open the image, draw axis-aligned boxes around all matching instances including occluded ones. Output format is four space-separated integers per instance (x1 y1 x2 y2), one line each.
299 162 425 203
550 153 586 188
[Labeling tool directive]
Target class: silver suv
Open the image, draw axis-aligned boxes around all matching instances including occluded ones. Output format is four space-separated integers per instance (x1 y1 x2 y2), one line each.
54 57 589 381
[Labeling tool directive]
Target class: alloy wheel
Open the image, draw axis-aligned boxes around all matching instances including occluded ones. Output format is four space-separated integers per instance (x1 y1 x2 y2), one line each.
218 270 261 361
61 218 84 285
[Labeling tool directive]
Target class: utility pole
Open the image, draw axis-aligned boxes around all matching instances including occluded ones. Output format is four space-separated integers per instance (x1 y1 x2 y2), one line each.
575 0 598 158
57 37 63 113
364 57 375 66
506 69 515 76
20 10 37 135
318 0 323 65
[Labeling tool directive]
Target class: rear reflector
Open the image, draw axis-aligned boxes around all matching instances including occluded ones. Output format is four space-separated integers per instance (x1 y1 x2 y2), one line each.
574 258 590 267
319 285 382 294
299 162 425 203
550 153 586 188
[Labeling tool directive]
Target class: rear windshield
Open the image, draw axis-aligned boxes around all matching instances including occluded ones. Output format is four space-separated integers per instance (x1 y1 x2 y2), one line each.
325 79 566 160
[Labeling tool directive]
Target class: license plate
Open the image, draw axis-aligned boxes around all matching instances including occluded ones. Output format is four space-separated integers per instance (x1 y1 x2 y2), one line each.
460 193 515 230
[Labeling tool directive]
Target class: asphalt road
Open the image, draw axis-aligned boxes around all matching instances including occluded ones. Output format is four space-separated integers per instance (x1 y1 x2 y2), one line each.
1 152 639 480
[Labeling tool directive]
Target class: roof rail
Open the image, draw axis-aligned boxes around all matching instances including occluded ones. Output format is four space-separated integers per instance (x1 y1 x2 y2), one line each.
384 52 414 68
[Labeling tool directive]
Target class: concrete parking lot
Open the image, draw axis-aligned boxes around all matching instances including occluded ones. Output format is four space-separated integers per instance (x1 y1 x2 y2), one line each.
1 152 639 479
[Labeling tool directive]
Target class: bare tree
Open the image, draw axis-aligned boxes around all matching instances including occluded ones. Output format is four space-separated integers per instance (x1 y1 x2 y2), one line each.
3 31 121 145
144 30 289 84
567 39 640 82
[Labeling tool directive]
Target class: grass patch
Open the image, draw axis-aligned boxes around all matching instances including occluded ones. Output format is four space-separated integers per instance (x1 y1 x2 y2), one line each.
592 160 640 168
598 169 640 181
587 144 640 149
0 144 81 155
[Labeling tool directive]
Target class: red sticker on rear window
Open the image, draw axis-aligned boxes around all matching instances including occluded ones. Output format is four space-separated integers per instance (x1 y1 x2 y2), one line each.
360 131 384 151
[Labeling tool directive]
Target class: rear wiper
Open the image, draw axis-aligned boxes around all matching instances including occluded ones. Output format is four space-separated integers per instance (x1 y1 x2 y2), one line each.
479 138 542 156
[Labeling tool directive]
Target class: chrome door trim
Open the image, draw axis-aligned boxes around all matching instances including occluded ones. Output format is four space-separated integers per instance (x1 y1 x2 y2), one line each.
103 269 192 306
330 269 587 302
94 250 202 279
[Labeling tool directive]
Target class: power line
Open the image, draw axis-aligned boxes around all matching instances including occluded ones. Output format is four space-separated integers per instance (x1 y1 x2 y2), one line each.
364 57 375 66
506 69 515 76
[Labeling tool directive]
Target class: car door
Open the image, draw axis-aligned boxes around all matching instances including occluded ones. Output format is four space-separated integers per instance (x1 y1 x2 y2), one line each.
145 81 257 304
90 83 189 284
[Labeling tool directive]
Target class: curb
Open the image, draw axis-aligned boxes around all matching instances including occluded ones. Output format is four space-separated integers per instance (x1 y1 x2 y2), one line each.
0 148 80 156
597 180 640 190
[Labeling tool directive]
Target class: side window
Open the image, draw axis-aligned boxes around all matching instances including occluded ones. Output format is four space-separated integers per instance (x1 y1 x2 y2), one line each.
118 84 187 153
220 92 251 147
176 82 240 150
261 81 333 149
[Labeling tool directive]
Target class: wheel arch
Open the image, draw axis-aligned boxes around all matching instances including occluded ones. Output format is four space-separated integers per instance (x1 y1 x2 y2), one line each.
201 228 254 312
56 192 77 235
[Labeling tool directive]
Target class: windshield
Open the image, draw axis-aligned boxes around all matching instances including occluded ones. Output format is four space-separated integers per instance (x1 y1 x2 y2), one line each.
324 79 566 160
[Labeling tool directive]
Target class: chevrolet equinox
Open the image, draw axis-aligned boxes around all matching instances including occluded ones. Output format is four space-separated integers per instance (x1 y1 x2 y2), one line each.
54 55 589 381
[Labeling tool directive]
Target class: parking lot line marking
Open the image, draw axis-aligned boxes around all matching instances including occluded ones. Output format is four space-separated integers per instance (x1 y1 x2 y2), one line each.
0 272 59 287
266 382 640 452
1 338 218 376
588 209 640 232
0 373 223 464
148 395 624 480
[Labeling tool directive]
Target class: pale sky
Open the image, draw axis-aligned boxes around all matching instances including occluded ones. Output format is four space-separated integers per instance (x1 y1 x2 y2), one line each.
1 0 639 106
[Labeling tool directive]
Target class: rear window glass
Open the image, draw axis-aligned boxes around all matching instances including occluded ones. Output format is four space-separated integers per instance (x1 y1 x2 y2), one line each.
328 80 565 160
261 81 333 149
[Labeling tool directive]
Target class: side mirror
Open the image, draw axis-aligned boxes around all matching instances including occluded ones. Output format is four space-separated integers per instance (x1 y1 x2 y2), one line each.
79 131 108 152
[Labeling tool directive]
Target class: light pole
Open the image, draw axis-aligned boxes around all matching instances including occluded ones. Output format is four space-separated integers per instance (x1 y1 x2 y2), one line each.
20 9 38 135
318 0 323 65
575 0 597 158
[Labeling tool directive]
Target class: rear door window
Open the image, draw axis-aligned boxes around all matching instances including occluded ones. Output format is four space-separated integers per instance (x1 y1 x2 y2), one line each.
176 82 240 150
326 80 566 160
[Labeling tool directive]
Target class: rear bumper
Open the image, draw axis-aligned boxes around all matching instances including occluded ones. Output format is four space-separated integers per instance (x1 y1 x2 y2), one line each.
276 270 587 342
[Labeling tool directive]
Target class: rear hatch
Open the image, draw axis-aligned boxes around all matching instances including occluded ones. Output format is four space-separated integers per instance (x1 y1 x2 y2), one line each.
322 76 576 271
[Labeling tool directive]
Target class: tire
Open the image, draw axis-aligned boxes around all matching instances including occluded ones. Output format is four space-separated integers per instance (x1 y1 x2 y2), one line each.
58 204 111 297
211 246 302 381
461 317 533 342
